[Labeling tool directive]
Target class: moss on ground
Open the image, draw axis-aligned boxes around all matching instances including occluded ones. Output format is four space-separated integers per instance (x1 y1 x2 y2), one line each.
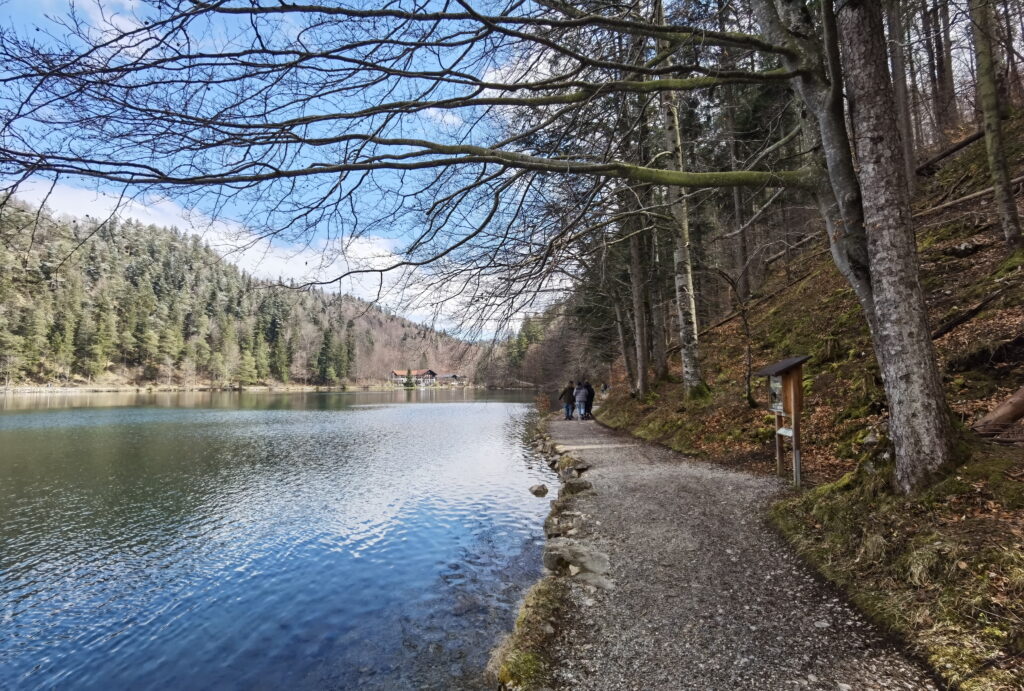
772 442 1024 688
487 577 566 690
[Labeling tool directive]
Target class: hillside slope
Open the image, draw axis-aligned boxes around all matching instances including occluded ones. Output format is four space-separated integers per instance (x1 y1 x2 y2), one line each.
0 201 481 387
597 124 1024 688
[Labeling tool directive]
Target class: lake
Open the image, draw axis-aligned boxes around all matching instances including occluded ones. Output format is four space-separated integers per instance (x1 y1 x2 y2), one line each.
0 389 555 690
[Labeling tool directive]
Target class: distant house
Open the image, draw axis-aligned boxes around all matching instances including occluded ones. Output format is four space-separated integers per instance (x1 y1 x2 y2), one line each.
389 369 437 385
436 373 462 384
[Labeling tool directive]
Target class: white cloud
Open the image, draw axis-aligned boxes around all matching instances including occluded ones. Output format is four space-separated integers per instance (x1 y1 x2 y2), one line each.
421 108 464 128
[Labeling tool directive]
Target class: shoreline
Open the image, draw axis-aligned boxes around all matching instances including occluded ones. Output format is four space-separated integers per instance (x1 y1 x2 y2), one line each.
0 383 482 396
486 413 591 689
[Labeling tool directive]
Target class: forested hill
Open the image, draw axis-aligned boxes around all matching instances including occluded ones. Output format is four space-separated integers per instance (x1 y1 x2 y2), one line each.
0 201 480 387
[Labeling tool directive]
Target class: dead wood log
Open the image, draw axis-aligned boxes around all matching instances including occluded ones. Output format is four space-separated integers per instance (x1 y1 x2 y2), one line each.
973 383 1024 432
915 130 984 176
914 174 1024 219
930 289 1004 340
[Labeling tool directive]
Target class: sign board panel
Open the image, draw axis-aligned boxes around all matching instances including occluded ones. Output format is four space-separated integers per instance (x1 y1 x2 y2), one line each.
769 375 784 413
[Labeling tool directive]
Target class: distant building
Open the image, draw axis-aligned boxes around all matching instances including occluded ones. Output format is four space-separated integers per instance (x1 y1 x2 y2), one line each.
436 373 462 384
389 369 437 385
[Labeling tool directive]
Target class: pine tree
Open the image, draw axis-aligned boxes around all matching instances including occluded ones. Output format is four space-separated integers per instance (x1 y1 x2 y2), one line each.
316 330 336 384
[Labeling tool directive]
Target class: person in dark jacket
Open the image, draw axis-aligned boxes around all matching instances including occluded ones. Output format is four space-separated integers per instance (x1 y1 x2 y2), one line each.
558 381 575 420
583 381 595 419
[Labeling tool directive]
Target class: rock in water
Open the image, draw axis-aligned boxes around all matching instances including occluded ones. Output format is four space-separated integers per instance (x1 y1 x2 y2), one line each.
530 484 549 497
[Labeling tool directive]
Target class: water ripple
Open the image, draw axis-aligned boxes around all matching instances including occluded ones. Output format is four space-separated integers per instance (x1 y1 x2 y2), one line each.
0 390 553 690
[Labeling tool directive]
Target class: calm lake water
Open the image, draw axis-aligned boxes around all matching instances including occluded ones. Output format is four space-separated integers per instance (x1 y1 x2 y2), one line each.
0 389 555 690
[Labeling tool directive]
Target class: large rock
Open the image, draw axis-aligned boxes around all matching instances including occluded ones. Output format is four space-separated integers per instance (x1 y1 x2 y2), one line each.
529 484 549 497
562 478 593 496
543 539 610 574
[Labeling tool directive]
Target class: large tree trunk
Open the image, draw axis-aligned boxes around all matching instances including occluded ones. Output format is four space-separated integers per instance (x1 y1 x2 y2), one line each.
969 0 1024 249
753 0 958 494
839 0 958 493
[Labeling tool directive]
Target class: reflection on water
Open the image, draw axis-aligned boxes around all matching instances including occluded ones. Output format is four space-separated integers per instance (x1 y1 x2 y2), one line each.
0 390 553 690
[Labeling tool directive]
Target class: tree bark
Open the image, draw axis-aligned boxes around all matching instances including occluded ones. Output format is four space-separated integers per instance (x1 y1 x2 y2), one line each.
969 0 1024 249
937 1 959 131
656 0 704 395
887 0 917 193
650 227 669 381
974 383 1024 430
612 294 638 394
629 229 649 398
839 0 958 493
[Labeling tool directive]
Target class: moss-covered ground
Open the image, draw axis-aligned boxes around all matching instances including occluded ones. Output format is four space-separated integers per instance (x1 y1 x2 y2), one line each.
597 120 1024 688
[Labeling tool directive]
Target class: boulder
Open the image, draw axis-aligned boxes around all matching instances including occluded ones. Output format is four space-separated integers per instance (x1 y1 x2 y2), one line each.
543 538 610 574
562 478 593 496
529 484 549 497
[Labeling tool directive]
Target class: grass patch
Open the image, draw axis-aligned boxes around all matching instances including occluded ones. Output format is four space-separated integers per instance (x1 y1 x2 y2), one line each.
772 442 1024 688
487 578 566 690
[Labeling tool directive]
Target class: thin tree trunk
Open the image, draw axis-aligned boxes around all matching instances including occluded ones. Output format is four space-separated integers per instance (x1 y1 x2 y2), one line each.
650 227 669 381
970 0 1024 249
921 1 943 140
612 293 637 393
888 0 917 192
655 0 704 394
629 231 649 398
938 2 959 130
839 0 958 493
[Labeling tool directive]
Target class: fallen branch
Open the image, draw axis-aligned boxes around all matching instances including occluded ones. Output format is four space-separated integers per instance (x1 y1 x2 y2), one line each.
913 174 1024 218
765 233 819 264
915 130 984 176
929 288 1004 340
696 261 826 337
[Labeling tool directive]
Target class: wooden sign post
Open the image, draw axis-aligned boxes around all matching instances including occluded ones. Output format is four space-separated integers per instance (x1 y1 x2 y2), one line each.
754 356 810 489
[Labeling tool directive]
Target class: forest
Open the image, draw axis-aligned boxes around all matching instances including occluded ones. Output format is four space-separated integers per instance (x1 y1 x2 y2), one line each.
0 201 481 387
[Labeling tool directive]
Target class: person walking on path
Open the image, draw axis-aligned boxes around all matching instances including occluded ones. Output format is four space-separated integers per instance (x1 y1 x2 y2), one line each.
584 381 595 420
573 381 588 420
558 381 575 420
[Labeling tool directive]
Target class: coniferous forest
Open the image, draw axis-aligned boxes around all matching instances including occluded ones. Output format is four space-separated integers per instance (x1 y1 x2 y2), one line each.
0 201 479 387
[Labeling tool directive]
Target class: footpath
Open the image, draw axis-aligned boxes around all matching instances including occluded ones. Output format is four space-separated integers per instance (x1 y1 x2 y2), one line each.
542 417 936 690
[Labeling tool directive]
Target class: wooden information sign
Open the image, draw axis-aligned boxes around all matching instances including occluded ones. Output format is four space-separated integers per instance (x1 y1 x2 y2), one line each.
754 356 810 489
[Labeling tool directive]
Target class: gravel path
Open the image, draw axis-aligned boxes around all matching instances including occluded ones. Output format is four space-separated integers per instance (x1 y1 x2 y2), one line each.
544 418 937 690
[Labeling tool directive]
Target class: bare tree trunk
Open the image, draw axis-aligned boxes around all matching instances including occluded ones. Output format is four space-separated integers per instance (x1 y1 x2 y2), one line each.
937 2 959 130
839 0 958 493
629 231 649 398
654 0 703 394
613 294 637 394
970 0 1024 249
650 227 669 381
887 0 917 192
921 1 943 140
